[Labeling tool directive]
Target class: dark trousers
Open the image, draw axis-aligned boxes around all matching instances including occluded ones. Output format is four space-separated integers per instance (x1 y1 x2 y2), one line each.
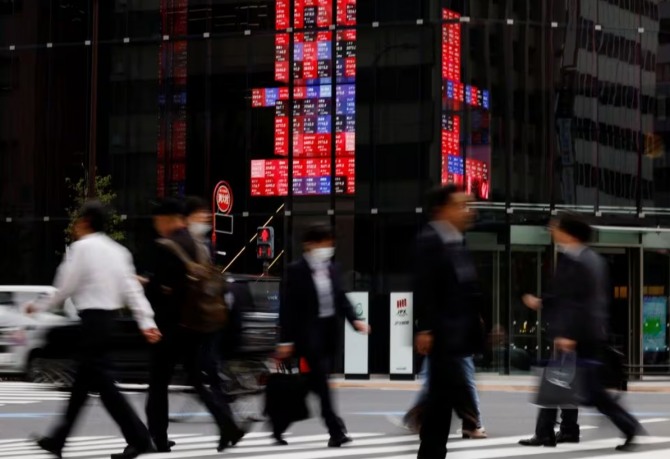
50 310 151 450
418 354 471 459
146 328 238 447
300 317 346 438
536 408 579 438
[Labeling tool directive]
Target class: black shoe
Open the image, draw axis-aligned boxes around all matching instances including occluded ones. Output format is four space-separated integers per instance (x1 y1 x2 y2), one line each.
328 435 353 448
35 437 63 459
110 443 157 459
155 440 176 453
217 429 245 452
273 433 288 446
518 436 557 447
556 432 580 444
615 435 638 452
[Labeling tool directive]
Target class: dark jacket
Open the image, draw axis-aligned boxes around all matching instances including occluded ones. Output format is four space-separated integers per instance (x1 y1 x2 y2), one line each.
414 224 485 357
145 228 198 334
543 247 609 359
279 257 357 356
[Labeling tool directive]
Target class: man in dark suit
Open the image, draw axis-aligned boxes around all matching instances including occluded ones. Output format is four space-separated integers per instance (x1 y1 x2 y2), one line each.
414 185 485 459
276 224 371 447
519 213 642 451
144 198 243 453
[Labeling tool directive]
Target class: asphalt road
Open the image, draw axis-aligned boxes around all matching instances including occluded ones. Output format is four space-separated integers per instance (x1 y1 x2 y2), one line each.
0 382 669 458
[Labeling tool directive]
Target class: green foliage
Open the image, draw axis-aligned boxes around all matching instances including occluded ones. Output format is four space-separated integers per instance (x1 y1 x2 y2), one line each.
65 175 125 245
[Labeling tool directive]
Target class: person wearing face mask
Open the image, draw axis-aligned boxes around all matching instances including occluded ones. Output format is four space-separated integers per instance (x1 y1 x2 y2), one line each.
184 196 214 263
276 224 371 447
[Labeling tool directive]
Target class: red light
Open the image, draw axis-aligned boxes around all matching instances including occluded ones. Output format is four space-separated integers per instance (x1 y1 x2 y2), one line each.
259 229 270 242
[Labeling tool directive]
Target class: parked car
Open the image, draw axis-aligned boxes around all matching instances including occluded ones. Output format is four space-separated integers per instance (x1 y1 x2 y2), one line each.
32 274 280 387
0 286 78 383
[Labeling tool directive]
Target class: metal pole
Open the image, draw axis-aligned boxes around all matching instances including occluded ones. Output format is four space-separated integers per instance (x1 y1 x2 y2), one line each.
87 0 100 198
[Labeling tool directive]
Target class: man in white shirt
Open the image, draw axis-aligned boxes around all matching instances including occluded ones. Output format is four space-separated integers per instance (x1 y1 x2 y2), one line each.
28 201 161 459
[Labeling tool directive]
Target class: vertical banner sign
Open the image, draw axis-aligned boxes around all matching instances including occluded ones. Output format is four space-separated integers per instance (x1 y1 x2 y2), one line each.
344 292 369 376
390 292 413 375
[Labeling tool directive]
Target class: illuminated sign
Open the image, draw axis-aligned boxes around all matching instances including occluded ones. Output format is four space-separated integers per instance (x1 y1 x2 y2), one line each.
251 0 357 197
441 8 491 200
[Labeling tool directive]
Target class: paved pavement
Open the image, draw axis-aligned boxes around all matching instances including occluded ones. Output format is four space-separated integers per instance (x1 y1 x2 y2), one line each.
0 381 669 458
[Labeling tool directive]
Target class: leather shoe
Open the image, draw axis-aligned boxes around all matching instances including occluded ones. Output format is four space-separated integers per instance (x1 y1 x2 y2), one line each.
615 435 638 452
328 435 353 448
518 436 557 447
217 428 245 452
35 437 63 459
556 432 580 443
110 443 157 459
273 433 288 446
156 440 176 452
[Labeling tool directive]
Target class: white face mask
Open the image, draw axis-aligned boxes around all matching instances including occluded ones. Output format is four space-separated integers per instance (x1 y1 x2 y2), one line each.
189 222 212 237
310 247 334 263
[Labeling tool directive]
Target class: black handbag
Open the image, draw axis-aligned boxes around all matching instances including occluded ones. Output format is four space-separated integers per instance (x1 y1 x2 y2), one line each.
264 363 310 436
535 351 583 409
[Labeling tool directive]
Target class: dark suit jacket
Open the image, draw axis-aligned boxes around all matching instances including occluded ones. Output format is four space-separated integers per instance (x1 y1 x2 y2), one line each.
145 228 198 334
543 247 609 359
414 224 485 357
279 257 357 357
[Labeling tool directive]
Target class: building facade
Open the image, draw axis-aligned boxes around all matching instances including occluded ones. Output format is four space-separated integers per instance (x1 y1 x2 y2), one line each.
1 0 669 377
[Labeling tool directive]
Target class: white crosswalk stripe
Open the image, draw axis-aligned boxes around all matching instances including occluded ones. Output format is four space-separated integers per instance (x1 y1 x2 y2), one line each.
0 431 669 459
0 382 69 406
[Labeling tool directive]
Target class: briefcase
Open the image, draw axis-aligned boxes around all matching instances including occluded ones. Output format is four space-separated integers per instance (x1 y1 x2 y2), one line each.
264 371 310 436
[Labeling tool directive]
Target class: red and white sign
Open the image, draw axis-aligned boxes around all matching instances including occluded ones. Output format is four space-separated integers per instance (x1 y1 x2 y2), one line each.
390 292 413 375
214 181 233 215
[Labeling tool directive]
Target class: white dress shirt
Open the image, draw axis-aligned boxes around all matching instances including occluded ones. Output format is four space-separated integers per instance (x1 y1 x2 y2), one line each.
34 233 157 330
305 255 335 318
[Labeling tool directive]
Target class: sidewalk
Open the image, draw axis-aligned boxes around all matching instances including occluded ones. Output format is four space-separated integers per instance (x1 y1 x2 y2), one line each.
330 374 670 394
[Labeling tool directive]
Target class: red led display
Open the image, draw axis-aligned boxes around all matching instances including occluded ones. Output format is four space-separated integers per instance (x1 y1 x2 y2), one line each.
251 157 355 196
441 7 491 200
251 0 357 197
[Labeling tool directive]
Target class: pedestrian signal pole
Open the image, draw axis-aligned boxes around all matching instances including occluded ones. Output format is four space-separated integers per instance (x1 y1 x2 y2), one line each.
256 226 275 275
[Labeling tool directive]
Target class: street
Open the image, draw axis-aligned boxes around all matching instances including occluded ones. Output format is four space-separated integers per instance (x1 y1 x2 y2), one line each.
0 381 669 458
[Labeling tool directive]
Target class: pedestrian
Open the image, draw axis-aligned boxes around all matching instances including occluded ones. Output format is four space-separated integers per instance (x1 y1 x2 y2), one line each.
518 212 642 451
184 195 214 262
275 224 371 447
28 200 161 459
144 197 243 453
413 185 486 459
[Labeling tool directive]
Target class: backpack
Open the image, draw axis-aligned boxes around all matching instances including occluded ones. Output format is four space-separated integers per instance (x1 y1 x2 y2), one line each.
157 238 228 333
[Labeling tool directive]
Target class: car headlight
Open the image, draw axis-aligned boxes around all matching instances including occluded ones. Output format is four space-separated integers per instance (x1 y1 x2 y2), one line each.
0 327 27 346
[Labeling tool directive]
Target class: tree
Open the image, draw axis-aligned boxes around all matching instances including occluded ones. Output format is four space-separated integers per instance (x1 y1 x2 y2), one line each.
65 174 125 245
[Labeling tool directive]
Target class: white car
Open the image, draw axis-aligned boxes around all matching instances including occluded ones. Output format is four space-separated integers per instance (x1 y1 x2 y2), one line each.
0 286 78 380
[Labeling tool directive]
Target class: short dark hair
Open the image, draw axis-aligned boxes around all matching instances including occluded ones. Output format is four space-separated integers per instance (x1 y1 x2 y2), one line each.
555 212 592 243
302 224 334 244
425 184 461 218
78 200 108 233
184 196 209 217
151 197 184 217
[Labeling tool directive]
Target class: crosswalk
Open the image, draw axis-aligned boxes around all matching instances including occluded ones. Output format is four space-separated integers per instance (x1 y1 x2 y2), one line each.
0 382 69 407
0 431 669 459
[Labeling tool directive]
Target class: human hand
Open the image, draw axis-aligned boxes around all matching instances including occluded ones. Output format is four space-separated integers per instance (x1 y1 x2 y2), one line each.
142 328 162 344
554 337 576 353
353 320 371 335
415 332 433 356
522 294 542 311
24 303 37 315
276 344 295 360
136 276 149 286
